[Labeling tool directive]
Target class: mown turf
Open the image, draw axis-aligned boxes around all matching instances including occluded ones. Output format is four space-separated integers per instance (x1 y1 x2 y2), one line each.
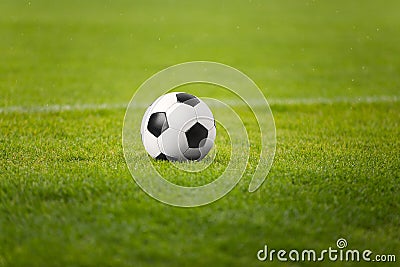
1 1 400 266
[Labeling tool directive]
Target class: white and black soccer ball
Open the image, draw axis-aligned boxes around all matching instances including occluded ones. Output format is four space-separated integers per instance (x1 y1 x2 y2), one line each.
140 92 216 161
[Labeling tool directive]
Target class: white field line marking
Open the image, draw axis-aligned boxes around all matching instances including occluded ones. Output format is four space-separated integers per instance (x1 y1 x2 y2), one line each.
0 95 398 114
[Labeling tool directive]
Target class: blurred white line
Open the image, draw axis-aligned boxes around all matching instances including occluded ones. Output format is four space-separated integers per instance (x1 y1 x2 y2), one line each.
220 95 399 106
0 95 398 114
0 103 128 114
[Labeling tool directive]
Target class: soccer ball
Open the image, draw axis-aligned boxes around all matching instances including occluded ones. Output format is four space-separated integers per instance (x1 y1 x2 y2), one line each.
140 92 216 161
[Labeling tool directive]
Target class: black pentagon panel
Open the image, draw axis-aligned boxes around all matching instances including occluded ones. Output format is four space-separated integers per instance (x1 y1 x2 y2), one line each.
185 122 208 148
176 93 200 107
155 153 168 160
147 112 169 137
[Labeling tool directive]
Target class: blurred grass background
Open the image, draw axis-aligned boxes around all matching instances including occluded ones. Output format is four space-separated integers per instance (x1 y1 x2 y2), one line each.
1 0 400 106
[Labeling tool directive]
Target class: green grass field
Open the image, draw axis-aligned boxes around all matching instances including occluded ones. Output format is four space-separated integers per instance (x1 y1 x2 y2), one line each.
1 1 399 266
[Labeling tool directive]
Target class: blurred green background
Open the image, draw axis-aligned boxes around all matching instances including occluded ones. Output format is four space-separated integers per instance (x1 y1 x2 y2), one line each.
1 0 399 106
